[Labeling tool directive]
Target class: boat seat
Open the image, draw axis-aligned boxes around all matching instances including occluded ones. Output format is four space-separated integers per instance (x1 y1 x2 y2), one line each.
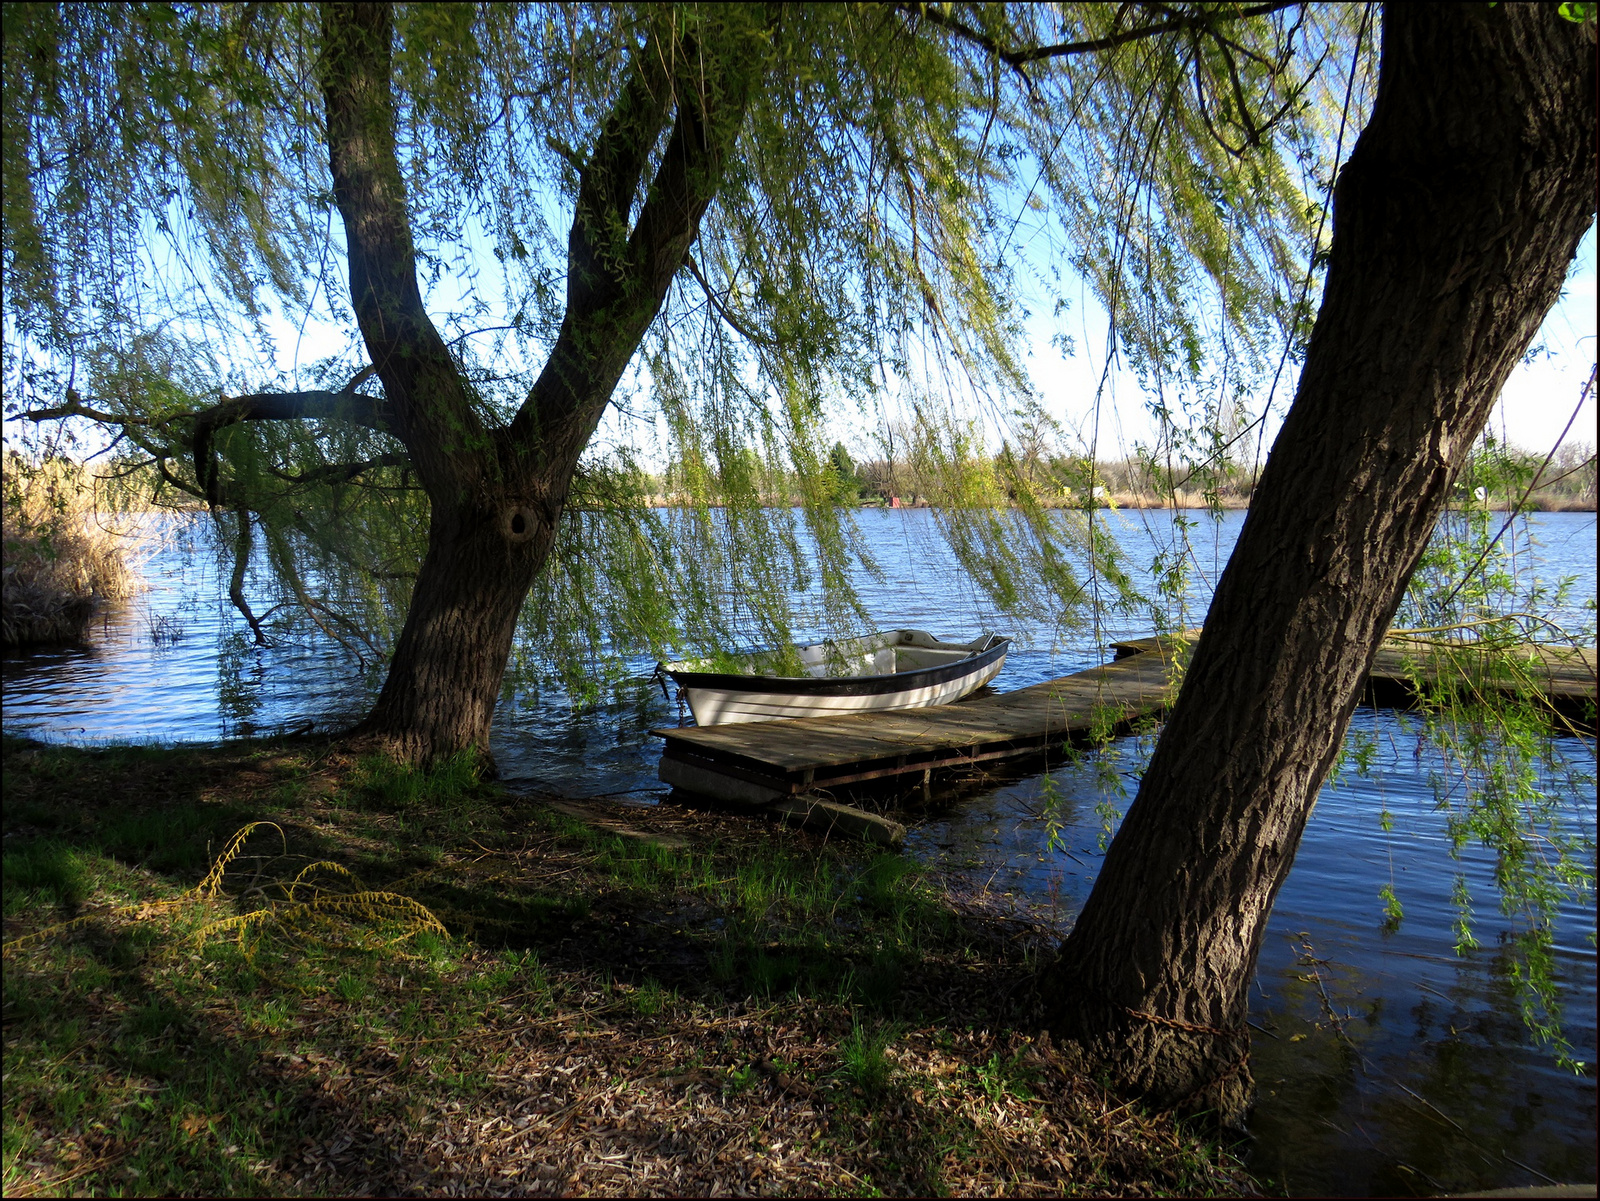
894 646 976 670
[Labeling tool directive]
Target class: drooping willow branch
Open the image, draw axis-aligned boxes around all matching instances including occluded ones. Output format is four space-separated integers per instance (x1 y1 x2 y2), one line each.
895 1 1300 68
683 254 779 348
899 0 1307 149
25 362 395 504
226 506 270 646
1435 366 1598 614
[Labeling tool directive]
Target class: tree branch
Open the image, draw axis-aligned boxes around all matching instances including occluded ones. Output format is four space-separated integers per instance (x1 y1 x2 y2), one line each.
264 451 411 487
509 17 761 472
205 389 393 430
564 23 675 317
897 1 1300 67
23 397 155 426
193 389 394 507
222 506 271 646
27 382 387 434
322 1 483 489
153 454 208 503
683 254 779 348
29 384 395 510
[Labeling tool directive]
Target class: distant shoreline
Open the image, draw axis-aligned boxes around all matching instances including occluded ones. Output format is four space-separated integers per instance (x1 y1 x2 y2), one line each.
72 494 1600 516
631 494 1597 513
1075 494 1596 513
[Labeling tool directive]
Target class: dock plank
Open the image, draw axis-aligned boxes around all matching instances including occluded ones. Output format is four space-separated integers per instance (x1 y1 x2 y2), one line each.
654 633 1596 804
1369 642 1596 700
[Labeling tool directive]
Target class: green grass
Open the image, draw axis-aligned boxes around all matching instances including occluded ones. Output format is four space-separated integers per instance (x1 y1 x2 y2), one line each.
99 804 238 874
837 1019 902 1097
346 749 482 809
3 840 90 911
558 825 956 1012
1 734 1256 1197
627 976 673 1015
977 1047 1041 1103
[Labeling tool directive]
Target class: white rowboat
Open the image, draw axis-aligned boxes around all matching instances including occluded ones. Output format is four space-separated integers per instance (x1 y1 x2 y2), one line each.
662 629 1009 726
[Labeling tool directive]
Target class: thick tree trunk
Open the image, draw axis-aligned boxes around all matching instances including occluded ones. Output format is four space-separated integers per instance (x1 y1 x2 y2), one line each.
322 2 519 761
352 499 553 763
1044 3 1595 1127
318 3 761 763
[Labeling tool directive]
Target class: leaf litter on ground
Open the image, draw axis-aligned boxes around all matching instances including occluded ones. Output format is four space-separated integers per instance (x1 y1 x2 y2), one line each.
2 733 1256 1197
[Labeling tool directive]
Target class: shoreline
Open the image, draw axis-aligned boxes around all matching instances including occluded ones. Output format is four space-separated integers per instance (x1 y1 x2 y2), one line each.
631 496 1598 512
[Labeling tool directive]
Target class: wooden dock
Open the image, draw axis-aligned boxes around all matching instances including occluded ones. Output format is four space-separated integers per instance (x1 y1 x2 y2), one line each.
655 635 1185 806
1364 638 1596 726
654 634 1596 808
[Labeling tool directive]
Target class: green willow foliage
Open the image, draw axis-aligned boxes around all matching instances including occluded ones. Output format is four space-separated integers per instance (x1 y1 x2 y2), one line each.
1382 437 1597 1070
3 2 1364 684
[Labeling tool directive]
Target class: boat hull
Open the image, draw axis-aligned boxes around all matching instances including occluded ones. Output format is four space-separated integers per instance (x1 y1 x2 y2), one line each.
664 630 1008 726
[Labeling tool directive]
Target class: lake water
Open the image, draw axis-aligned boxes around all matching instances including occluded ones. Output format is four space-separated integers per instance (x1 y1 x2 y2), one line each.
3 507 1595 1196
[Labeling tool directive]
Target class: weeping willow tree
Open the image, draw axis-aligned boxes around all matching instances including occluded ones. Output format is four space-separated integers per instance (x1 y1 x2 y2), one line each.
4 1 1363 760
1043 1 1594 1124
6 0 1594 1131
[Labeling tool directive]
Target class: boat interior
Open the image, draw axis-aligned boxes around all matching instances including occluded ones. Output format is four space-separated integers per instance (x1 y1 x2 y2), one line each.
674 629 998 679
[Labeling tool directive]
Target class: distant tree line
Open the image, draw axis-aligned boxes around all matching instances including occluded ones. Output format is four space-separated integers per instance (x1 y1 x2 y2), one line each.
1517 441 1596 510
826 440 1596 511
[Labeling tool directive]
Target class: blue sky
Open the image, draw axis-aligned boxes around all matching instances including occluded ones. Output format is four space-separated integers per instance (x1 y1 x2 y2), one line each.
1021 226 1597 463
7 198 1593 471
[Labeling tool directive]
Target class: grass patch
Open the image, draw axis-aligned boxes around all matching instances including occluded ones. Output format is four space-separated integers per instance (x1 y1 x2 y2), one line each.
2 734 1257 1197
99 804 234 875
3 840 90 913
837 1018 902 1097
345 750 484 812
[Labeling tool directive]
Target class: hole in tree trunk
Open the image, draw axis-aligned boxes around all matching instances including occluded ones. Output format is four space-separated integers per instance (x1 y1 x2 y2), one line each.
503 506 536 544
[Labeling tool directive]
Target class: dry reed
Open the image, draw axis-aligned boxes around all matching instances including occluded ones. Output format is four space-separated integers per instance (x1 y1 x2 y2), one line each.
2 454 139 646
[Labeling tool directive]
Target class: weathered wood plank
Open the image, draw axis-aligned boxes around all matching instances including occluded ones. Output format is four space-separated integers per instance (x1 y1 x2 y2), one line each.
769 796 906 847
653 633 1597 806
1369 642 1597 699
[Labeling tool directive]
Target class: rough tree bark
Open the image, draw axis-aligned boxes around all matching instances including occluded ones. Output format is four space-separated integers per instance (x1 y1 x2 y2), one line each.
316 3 758 762
1044 2 1596 1127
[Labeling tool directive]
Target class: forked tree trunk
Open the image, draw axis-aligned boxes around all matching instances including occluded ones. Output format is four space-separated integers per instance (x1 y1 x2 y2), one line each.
1044 3 1595 1127
319 3 758 764
352 496 554 763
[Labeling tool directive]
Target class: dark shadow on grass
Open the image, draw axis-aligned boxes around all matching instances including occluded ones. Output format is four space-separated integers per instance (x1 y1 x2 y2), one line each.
2 735 1254 1197
3 912 382 1194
